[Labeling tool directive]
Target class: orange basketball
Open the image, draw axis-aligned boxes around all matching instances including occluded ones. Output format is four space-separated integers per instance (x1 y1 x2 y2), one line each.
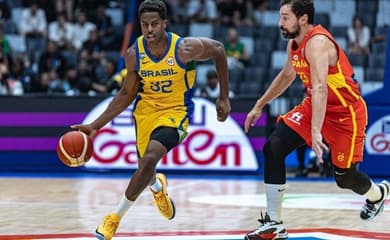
57 130 93 167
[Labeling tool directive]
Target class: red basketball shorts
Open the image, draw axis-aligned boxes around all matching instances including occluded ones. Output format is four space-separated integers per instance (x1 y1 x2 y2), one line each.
280 97 367 168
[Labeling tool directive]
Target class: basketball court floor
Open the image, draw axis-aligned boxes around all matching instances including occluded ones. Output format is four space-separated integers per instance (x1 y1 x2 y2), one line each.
1 173 389 240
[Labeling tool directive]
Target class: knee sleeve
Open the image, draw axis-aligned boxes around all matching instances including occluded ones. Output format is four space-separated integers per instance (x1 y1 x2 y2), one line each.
263 136 286 184
334 165 371 194
263 121 305 184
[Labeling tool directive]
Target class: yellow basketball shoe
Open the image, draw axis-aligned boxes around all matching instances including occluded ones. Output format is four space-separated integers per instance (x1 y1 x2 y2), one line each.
95 213 120 240
150 173 176 220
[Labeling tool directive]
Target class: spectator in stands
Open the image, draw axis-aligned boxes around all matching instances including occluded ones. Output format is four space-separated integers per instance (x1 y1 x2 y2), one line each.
0 0 12 33
37 40 67 92
80 29 108 85
0 54 23 95
106 67 126 94
48 11 74 50
75 58 95 95
224 28 249 70
63 67 78 95
71 10 96 51
195 69 235 98
347 15 370 55
0 26 11 57
10 56 35 93
187 0 217 23
253 0 268 26
370 25 388 47
81 29 104 62
0 0 10 21
168 0 189 24
217 0 252 26
19 1 47 63
90 58 116 94
55 0 75 21
93 5 116 50
74 0 109 19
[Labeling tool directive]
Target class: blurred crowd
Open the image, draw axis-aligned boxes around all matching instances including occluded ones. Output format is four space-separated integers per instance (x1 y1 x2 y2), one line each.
0 0 126 96
0 0 387 97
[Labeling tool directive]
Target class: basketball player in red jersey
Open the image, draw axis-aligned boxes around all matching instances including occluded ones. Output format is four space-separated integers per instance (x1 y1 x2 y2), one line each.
244 0 389 239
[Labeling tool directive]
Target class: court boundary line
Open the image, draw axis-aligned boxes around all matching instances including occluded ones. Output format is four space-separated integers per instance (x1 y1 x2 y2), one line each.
1 228 390 239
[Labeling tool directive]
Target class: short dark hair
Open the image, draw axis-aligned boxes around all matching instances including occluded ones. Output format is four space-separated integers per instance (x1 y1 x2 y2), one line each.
138 0 167 20
280 0 315 24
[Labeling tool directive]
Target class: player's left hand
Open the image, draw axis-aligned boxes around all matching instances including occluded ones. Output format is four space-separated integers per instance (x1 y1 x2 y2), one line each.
216 97 231 122
311 132 329 164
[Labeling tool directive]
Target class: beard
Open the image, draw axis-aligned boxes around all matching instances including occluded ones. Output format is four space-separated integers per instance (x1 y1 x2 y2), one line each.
280 24 300 39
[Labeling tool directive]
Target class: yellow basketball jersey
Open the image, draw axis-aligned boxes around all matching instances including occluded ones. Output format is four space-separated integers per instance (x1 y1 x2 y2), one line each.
134 32 196 115
132 32 196 156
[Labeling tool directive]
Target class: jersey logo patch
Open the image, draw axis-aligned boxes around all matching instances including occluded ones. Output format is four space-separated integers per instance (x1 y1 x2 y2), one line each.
166 56 175 66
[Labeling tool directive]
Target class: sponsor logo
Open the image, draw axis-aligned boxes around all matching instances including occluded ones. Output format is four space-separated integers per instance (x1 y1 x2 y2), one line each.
82 98 258 171
287 112 304 125
365 115 390 155
339 117 349 122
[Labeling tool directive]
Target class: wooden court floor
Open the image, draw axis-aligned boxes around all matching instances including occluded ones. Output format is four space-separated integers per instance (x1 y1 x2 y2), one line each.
0 173 389 239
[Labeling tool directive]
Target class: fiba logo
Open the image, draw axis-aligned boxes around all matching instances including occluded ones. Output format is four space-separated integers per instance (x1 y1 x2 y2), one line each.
166 56 175 66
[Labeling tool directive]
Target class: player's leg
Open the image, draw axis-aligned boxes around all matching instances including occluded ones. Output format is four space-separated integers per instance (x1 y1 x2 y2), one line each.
324 99 389 221
147 126 181 220
95 127 179 240
332 164 389 220
245 120 306 240
295 144 308 177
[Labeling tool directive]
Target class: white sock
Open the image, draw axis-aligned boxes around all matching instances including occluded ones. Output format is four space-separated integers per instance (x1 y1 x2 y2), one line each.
265 183 286 222
114 195 134 218
150 177 162 192
364 181 383 202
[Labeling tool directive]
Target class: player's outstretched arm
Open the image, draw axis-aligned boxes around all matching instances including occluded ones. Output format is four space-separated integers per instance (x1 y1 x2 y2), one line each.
245 41 296 133
72 47 139 137
178 37 231 121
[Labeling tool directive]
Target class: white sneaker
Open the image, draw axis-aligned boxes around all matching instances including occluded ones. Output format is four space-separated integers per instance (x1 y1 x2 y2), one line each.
360 180 390 221
245 212 288 240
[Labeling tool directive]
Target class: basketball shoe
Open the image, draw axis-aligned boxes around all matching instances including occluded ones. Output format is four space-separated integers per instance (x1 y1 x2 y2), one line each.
95 213 120 240
150 173 176 220
360 180 390 221
245 212 288 240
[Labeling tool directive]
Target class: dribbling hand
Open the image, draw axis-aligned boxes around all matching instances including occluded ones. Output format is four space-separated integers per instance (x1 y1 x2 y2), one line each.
70 123 98 138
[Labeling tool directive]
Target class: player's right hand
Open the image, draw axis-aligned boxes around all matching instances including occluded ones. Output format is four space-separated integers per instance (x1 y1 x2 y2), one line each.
70 124 98 138
244 108 263 133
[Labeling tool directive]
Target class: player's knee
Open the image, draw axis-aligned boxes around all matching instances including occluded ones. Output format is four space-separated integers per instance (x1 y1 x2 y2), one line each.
263 136 288 161
139 153 159 172
263 137 280 163
334 167 356 189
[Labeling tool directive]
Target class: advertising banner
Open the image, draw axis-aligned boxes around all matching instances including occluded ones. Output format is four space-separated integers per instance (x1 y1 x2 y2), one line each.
0 96 265 174
83 97 258 171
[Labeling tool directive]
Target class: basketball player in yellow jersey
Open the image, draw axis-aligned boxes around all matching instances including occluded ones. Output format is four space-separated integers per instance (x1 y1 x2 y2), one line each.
71 0 231 239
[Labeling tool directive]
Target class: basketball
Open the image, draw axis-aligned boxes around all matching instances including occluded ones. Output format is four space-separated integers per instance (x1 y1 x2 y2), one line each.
57 130 93 167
